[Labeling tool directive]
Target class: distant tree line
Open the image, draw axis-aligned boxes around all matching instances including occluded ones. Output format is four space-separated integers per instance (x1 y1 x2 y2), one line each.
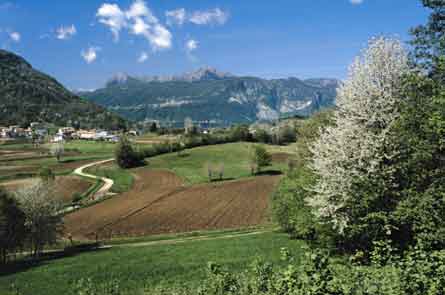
115 125 293 169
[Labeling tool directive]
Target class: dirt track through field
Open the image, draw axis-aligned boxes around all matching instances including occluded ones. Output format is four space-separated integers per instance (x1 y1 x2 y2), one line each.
65 169 281 240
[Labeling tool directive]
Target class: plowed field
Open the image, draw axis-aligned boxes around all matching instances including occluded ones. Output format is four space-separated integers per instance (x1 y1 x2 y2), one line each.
64 169 280 240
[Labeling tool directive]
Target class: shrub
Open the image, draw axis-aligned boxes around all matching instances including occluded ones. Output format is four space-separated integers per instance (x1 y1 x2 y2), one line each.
251 146 272 173
115 136 144 169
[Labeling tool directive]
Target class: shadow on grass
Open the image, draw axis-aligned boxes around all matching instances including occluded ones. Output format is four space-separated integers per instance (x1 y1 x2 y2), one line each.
0 243 110 277
254 170 283 176
210 177 236 183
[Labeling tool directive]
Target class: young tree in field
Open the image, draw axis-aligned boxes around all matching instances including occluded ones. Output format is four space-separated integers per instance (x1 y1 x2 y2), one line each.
50 142 64 162
308 37 410 233
205 162 214 182
251 145 272 174
0 187 26 264
14 179 63 257
217 163 225 181
115 136 143 169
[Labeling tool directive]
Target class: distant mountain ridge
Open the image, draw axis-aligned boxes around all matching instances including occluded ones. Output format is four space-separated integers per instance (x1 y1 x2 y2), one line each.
0 50 126 129
107 67 234 85
81 67 339 125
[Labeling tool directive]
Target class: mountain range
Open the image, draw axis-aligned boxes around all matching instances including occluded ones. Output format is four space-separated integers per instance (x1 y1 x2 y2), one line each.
0 50 126 129
81 67 339 126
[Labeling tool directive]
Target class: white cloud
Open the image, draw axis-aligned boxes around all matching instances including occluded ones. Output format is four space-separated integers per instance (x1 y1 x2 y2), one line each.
166 8 229 27
166 8 186 26
186 39 198 52
81 46 100 64
56 25 77 40
138 51 149 63
97 3 126 41
9 31 20 42
189 8 228 25
185 39 199 62
97 0 172 51
350 0 364 4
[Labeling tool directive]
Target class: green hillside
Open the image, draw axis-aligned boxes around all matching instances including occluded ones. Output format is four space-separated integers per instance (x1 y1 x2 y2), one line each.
0 50 127 129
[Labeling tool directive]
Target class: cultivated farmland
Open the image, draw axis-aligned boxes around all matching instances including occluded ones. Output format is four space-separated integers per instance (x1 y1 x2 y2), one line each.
65 143 287 240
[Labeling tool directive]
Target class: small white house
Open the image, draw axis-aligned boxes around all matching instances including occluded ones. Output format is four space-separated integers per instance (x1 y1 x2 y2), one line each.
52 134 64 143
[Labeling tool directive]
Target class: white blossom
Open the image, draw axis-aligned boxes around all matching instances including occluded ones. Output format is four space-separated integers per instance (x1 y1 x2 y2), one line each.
307 37 410 233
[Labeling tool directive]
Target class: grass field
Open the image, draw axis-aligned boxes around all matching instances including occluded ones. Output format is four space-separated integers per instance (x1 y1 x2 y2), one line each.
0 231 306 295
62 140 117 155
85 163 134 193
147 142 288 184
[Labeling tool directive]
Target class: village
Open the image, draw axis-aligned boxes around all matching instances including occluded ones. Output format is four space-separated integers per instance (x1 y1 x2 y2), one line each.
0 122 129 143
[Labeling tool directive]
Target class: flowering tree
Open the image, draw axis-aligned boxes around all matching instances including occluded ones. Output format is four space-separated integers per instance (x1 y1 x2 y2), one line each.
14 179 63 257
307 37 410 233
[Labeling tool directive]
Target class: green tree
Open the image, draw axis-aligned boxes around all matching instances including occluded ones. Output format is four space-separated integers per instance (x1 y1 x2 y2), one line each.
14 179 63 257
38 167 55 182
0 187 26 264
278 125 297 145
253 129 271 144
251 146 272 173
410 0 445 81
149 122 158 133
115 136 144 169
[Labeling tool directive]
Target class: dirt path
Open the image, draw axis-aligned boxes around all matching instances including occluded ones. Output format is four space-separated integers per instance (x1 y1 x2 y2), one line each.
73 158 115 199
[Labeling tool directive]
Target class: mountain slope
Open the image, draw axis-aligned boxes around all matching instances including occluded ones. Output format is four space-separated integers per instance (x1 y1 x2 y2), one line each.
81 68 338 125
0 50 127 129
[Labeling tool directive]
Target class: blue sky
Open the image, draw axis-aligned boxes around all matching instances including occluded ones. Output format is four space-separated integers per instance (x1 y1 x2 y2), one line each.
0 0 429 90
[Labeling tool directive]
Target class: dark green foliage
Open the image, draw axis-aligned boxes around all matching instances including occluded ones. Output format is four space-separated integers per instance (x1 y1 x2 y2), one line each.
385 73 445 250
252 129 271 144
149 122 158 133
70 244 445 295
114 136 144 169
230 125 252 142
410 0 445 81
0 187 26 264
0 50 127 129
273 110 334 242
277 125 297 145
38 167 55 182
273 170 318 240
251 146 272 173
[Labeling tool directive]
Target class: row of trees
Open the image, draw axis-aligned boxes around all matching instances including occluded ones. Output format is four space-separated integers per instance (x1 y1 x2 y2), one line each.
0 179 62 264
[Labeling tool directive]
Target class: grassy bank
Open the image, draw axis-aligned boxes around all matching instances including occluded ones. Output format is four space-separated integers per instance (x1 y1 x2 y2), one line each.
147 142 287 184
0 231 306 295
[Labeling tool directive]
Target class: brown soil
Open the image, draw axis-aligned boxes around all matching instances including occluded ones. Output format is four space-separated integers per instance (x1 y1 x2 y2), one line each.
53 176 93 203
64 169 280 240
1 176 92 203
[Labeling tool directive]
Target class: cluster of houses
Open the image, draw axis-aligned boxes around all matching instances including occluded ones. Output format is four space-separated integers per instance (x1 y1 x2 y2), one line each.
53 128 120 143
0 123 120 143
0 123 48 139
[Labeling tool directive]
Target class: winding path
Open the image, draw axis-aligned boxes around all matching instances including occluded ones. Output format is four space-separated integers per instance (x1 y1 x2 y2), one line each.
73 158 115 200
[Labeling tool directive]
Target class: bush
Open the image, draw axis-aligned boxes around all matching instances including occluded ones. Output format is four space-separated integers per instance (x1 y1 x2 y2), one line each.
251 146 272 173
0 187 26 264
115 136 144 169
